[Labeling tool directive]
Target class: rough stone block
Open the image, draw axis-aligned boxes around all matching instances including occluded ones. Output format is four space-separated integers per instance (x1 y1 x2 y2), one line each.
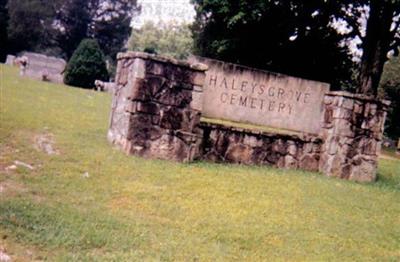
299 154 319 171
190 90 203 111
320 92 389 182
136 102 160 115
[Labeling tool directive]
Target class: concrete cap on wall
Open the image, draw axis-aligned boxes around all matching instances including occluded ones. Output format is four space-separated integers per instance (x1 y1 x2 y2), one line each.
117 51 208 72
326 91 391 107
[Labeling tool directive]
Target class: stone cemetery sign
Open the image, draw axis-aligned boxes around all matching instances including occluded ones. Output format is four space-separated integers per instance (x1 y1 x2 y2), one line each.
108 52 390 183
21 52 66 84
190 56 330 134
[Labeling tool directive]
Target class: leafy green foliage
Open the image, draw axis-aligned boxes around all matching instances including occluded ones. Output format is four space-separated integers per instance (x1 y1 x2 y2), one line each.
0 0 8 61
129 21 194 60
191 0 355 89
55 0 90 59
56 0 137 60
6 0 58 54
64 39 109 88
4 0 137 61
380 54 400 139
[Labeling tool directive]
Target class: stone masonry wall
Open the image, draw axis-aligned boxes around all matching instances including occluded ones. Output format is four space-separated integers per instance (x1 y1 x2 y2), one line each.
320 91 390 182
108 53 390 183
200 122 322 171
108 52 207 162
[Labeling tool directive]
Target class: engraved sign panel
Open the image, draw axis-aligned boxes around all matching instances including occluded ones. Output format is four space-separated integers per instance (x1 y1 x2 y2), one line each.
191 56 330 134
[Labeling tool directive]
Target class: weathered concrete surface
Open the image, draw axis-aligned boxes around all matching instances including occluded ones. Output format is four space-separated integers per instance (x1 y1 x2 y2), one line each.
20 52 66 84
200 122 322 171
108 51 207 162
320 91 390 182
191 56 330 135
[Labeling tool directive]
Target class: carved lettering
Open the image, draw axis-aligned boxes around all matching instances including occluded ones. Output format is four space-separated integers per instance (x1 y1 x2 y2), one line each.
209 75 217 87
268 87 275 97
220 92 228 103
221 78 228 89
241 81 248 92
239 96 248 107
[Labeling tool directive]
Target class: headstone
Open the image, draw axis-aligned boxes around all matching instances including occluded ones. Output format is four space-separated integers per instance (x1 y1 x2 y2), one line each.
20 52 66 84
95 80 115 93
5 55 16 65
190 56 330 135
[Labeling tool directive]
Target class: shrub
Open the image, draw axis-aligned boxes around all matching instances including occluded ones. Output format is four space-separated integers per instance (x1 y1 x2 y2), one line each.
64 39 109 88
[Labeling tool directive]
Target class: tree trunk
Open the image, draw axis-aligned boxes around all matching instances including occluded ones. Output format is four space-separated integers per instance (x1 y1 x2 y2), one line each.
358 0 394 96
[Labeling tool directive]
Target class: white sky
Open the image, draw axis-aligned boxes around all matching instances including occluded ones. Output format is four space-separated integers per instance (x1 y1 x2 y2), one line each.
132 0 195 28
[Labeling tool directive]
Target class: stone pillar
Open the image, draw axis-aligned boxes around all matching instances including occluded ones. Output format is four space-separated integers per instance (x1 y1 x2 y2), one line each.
320 91 390 182
108 51 207 162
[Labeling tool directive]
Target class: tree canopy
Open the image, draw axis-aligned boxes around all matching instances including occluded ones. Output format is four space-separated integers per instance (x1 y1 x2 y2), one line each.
191 0 400 95
55 0 137 60
380 53 400 139
191 0 355 89
128 21 194 60
0 0 8 61
3 0 138 61
357 0 400 95
7 0 59 54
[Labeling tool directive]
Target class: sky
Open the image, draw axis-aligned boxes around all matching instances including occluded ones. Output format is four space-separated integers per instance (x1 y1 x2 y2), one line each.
131 0 196 28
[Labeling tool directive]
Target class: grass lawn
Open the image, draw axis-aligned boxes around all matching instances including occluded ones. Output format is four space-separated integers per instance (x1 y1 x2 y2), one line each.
0 64 399 261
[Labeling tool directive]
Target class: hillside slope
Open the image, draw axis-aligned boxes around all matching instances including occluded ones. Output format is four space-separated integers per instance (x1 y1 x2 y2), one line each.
0 64 399 260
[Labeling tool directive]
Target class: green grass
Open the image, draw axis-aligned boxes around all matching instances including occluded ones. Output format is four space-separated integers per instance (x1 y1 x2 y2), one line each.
0 64 399 261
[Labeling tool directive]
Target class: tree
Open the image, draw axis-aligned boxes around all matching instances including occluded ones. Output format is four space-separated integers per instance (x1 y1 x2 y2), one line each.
7 0 58 54
64 39 109 89
89 0 138 62
55 0 138 60
191 0 355 89
54 0 90 58
379 53 400 139
0 0 8 61
357 0 400 96
128 21 194 60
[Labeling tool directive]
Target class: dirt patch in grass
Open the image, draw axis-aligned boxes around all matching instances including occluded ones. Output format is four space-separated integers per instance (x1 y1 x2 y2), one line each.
0 180 28 198
33 133 60 155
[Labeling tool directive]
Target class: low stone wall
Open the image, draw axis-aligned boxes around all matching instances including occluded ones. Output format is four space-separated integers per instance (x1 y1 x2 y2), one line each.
320 92 390 182
108 52 391 183
200 122 322 171
107 52 207 162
